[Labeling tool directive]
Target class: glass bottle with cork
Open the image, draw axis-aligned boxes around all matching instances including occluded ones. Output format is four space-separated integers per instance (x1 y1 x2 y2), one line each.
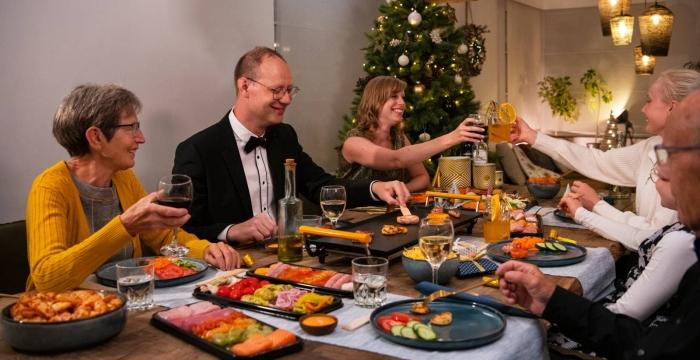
277 159 304 263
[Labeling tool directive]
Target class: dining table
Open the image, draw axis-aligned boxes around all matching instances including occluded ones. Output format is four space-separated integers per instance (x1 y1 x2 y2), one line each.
0 184 626 359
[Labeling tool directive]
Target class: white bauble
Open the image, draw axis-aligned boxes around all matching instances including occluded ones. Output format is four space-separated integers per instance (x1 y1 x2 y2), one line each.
458 44 468 54
454 74 463 84
408 11 422 26
398 54 410 66
418 132 431 142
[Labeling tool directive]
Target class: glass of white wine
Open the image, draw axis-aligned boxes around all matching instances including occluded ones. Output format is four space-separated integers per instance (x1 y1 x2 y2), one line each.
320 185 346 228
418 217 455 284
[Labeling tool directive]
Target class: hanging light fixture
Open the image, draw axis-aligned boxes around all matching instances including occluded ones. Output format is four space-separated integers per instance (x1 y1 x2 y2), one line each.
639 2 674 56
634 46 656 75
610 10 634 46
598 0 630 37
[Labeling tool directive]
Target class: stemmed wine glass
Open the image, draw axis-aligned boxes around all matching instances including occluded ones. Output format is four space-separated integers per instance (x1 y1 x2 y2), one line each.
470 113 488 159
418 217 454 284
157 174 193 258
320 185 346 228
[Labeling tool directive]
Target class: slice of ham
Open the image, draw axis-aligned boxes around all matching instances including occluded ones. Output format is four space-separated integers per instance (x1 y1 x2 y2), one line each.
176 308 236 331
324 273 343 288
158 304 193 321
188 301 221 315
267 262 291 278
330 274 352 289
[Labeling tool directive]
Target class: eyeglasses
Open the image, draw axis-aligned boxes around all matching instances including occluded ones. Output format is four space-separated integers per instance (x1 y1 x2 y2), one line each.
653 144 700 165
647 164 660 183
245 77 300 100
109 122 141 134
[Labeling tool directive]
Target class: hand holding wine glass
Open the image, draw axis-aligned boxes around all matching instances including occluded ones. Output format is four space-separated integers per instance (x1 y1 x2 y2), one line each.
157 174 193 258
418 217 454 284
320 185 346 228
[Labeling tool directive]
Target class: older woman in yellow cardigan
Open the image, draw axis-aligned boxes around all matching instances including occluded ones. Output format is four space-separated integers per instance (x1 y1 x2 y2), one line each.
26 84 241 292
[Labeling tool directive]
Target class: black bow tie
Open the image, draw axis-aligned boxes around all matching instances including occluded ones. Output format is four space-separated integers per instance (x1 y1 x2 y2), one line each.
244 136 267 153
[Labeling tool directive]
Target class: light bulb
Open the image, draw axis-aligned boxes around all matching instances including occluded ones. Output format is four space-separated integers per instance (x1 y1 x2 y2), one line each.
651 14 661 25
642 55 650 66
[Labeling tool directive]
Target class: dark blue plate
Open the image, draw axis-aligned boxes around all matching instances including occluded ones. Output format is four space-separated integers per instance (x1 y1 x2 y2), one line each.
553 209 577 224
486 239 587 267
95 257 209 288
370 299 505 350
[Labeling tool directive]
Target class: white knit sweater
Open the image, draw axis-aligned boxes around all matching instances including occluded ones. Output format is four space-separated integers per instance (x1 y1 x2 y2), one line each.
534 133 678 250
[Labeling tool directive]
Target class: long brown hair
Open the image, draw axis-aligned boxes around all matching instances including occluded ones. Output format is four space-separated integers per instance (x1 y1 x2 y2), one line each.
355 76 407 140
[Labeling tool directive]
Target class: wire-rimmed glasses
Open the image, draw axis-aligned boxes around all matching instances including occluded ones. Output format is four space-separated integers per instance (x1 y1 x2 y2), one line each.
245 77 300 100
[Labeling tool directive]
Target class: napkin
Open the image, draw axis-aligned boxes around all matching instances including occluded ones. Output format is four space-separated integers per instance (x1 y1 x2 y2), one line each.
415 281 537 318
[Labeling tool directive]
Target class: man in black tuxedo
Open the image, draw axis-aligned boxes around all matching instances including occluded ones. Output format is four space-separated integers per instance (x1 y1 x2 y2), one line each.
173 47 410 246
495 89 700 359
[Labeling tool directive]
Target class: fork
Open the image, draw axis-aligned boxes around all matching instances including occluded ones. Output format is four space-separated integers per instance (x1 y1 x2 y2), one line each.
422 281 486 305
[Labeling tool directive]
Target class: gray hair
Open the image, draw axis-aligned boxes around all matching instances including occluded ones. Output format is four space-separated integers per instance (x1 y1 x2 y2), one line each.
655 69 700 104
52 84 141 156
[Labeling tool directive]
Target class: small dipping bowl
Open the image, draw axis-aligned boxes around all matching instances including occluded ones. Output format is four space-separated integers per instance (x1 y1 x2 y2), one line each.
299 314 337 336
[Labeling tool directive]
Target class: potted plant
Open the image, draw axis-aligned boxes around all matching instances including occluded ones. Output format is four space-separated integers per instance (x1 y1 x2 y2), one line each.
580 69 613 142
537 76 577 134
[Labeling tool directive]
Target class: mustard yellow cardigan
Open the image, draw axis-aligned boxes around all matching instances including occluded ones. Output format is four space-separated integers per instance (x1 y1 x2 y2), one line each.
26 161 210 291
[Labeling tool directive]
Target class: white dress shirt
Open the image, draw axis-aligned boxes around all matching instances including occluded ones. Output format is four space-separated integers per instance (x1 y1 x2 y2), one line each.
217 109 275 240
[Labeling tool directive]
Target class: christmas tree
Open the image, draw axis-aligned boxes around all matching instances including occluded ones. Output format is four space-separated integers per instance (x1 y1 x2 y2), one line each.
338 0 486 159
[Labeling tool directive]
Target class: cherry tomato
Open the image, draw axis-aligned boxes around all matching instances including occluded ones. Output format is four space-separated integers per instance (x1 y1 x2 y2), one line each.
260 280 270 286
390 312 412 323
216 286 231 298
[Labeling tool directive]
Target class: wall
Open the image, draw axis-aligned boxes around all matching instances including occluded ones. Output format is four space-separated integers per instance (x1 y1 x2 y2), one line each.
0 0 274 222
274 0 383 172
538 0 700 135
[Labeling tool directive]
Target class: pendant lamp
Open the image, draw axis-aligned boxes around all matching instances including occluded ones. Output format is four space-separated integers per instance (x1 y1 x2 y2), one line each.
639 2 674 56
598 0 630 37
634 46 655 75
610 12 634 46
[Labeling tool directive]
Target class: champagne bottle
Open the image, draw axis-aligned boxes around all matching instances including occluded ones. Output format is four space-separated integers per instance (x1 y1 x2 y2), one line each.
277 159 304 263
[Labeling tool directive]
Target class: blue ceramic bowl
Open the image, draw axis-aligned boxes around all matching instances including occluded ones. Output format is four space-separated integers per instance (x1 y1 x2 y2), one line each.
402 256 459 285
527 183 561 199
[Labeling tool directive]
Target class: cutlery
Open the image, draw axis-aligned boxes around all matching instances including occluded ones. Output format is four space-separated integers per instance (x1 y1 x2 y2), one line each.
342 314 371 331
0 293 20 298
423 280 487 305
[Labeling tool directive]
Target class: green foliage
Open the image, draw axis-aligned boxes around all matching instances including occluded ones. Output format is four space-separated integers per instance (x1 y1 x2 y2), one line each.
338 0 481 151
580 69 613 113
537 76 577 123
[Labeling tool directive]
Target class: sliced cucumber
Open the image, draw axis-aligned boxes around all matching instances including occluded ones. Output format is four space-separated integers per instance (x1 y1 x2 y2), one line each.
552 242 567 252
535 242 548 251
416 326 437 341
391 325 404 337
406 320 421 330
545 242 558 251
400 326 418 339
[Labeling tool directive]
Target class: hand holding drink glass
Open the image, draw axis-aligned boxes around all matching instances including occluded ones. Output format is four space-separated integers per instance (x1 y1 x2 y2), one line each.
352 256 388 308
418 217 454 284
157 174 193 258
320 185 346 228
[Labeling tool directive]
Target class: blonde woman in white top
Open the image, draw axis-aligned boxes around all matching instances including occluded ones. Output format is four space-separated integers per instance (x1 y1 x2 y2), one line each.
511 69 700 250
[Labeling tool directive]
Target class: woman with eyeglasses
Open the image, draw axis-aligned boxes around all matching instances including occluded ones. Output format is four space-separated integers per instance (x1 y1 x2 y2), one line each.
512 69 700 250
338 76 484 192
26 84 241 292
549 165 696 355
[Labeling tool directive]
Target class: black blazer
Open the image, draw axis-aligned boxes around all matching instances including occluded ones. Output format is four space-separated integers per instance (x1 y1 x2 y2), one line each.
173 113 376 241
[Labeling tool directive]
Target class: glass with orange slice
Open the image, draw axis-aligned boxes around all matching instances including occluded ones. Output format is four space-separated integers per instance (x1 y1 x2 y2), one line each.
482 193 511 243
487 101 517 144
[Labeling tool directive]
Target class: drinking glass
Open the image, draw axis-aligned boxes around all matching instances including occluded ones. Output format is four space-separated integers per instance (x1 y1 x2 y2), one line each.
320 185 346 228
471 113 488 162
418 217 454 284
157 174 193 258
483 197 511 243
116 259 154 311
352 256 388 308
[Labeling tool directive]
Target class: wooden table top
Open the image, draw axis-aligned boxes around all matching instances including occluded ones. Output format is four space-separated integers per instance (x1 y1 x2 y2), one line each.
0 185 626 359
